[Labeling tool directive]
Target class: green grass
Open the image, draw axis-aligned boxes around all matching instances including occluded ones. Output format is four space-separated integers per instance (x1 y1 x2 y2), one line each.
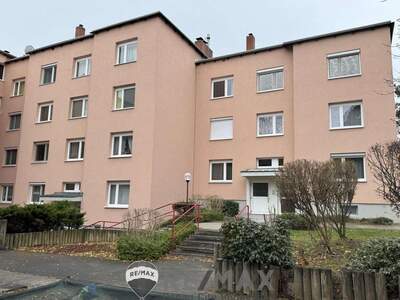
290 228 400 271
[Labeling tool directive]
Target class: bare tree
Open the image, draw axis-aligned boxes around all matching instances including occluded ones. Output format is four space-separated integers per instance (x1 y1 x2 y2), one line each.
276 159 358 252
368 141 400 214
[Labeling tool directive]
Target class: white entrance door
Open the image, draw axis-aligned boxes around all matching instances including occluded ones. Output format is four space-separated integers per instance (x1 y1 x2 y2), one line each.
250 180 280 215
250 182 269 214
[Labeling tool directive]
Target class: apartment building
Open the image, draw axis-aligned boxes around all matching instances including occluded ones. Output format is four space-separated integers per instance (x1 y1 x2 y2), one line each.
0 12 396 223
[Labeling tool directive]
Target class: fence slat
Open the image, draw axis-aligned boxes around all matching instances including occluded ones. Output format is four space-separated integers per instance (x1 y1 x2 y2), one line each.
364 272 376 300
321 269 333 300
375 273 387 300
311 268 322 300
342 270 354 300
303 268 312 300
234 261 243 293
294 267 304 300
352 272 366 300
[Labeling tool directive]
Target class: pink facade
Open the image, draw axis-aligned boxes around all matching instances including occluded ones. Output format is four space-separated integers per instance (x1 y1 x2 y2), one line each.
0 13 396 222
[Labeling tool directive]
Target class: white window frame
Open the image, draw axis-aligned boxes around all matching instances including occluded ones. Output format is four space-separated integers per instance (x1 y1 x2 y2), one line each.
257 112 284 137
116 40 137 65
256 66 284 93
8 112 21 131
69 97 88 119
209 160 233 183
329 101 363 130
327 49 361 80
74 56 91 78
0 184 13 203
37 102 53 123
331 153 366 182
211 77 233 99
40 63 57 85
107 181 130 208
113 85 135 110
66 139 85 161
12 79 25 96
63 182 81 193
33 141 49 162
210 117 233 141
29 183 45 204
4 148 17 166
111 132 133 158
256 157 284 169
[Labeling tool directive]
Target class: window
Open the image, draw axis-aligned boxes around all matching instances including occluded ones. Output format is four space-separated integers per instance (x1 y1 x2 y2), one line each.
209 160 232 182
37 102 53 123
107 181 130 207
257 67 284 92
30 184 45 203
328 50 361 79
9 113 21 130
111 133 133 157
34 142 49 162
0 185 13 203
348 205 358 215
114 85 135 110
211 77 233 99
116 40 137 64
64 182 81 193
67 139 85 161
210 117 233 140
4 149 17 166
70 97 88 119
252 182 269 197
331 153 366 181
257 113 284 136
12 79 25 96
257 157 284 168
40 64 57 85
74 56 91 78
330 102 363 129
0 64 4 80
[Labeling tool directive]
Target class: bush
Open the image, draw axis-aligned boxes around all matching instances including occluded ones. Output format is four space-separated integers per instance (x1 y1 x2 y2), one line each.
221 219 294 268
222 201 239 217
201 209 224 222
360 217 393 225
0 202 85 233
277 213 309 230
347 238 400 295
116 223 195 261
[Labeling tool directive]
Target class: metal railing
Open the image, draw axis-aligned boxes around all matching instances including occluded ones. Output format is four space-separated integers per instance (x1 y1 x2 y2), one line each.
235 204 250 220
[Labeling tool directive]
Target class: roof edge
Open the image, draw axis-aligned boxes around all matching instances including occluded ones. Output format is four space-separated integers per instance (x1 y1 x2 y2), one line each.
196 20 394 65
0 50 16 59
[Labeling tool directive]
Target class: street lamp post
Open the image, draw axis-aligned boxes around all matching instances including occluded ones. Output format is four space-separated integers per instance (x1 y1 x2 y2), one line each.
184 172 192 203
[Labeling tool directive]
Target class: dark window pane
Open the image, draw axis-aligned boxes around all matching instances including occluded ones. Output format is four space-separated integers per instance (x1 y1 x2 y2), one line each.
121 136 132 155
347 157 364 179
71 100 83 118
35 144 48 161
0 64 4 80
5 149 17 165
258 159 272 167
213 80 225 98
69 142 80 159
123 88 135 108
40 106 50 122
211 163 224 180
226 163 232 180
278 158 284 166
343 104 362 127
80 142 85 158
253 183 268 197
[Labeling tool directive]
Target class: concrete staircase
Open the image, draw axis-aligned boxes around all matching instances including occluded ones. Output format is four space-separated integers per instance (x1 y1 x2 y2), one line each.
170 229 222 258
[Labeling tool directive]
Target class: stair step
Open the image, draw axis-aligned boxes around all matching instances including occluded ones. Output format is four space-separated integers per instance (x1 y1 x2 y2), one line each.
182 240 217 248
177 245 214 255
169 250 213 258
196 230 222 236
189 234 223 242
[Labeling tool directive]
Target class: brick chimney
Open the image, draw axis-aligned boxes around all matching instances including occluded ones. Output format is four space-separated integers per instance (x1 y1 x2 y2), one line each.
195 37 213 58
246 33 255 51
75 24 85 38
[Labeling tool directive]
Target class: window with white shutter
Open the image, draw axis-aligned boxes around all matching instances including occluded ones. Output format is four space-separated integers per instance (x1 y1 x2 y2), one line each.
210 117 233 140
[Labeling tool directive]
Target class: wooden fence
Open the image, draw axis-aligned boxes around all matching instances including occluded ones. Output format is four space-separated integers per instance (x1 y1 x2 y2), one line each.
214 257 390 300
2 229 126 249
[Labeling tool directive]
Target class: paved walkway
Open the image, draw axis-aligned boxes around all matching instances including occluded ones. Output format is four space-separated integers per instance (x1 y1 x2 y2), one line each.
0 269 58 294
0 250 213 295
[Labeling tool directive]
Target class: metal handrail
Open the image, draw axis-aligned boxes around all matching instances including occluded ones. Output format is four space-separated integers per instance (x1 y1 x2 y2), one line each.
171 203 200 241
235 204 250 220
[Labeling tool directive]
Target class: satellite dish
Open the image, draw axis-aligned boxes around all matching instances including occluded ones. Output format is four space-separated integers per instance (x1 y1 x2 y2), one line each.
24 45 34 54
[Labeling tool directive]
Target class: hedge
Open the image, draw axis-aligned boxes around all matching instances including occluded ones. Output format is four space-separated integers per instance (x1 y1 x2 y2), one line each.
0 201 85 233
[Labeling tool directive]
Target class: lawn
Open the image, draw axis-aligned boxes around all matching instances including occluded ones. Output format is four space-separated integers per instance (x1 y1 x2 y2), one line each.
291 228 400 271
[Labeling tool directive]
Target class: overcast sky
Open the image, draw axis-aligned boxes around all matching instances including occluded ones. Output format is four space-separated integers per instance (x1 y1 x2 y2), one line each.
1 0 400 66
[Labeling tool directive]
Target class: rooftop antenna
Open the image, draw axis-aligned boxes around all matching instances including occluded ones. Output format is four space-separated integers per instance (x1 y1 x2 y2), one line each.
206 34 211 45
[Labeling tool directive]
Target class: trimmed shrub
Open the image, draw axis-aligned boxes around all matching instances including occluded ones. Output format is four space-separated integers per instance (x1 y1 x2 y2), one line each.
201 209 224 222
116 223 195 261
221 218 294 268
222 201 239 217
347 238 400 295
0 202 84 233
360 217 393 225
277 213 309 230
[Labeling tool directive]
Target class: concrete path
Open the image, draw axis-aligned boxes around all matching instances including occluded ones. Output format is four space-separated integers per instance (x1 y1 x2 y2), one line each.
0 250 213 295
199 222 223 231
